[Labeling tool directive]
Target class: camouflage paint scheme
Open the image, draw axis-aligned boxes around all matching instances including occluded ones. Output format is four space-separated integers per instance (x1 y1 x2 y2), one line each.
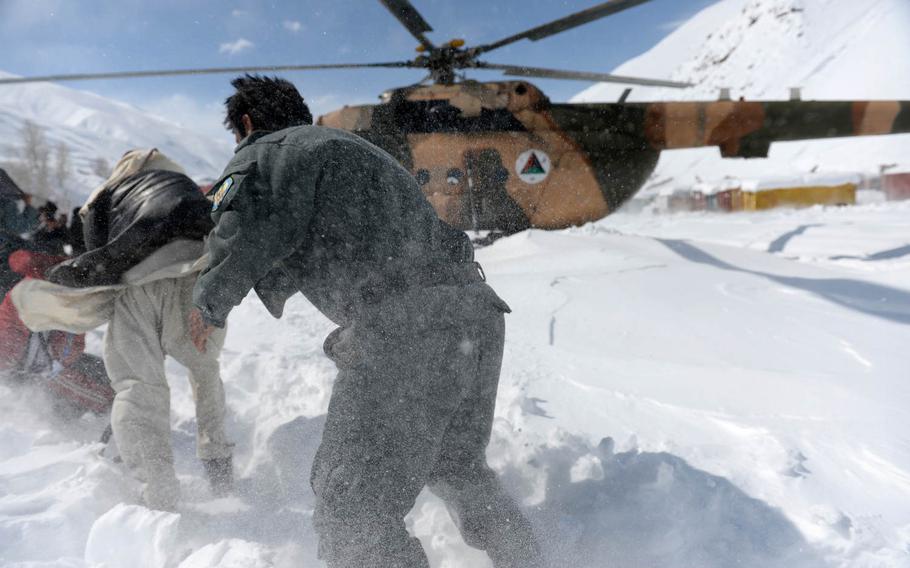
319 81 910 230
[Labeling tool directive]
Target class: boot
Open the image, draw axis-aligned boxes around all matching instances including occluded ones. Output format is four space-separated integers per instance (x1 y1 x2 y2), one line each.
202 456 233 497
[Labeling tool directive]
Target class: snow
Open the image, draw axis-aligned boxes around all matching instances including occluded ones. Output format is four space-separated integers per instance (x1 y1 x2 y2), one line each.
576 0 910 103
85 504 181 568
0 71 233 205
177 539 275 568
572 0 910 194
690 177 742 195
2 1 910 565
1 201 909 567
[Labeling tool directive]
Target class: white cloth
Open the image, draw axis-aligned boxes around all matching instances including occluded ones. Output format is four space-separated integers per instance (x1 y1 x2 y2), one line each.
11 240 207 333
80 148 186 217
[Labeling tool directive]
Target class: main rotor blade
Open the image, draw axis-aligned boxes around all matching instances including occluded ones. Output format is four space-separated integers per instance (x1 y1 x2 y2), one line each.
0 62 420 85
478 63 692 88
378 0 436 51
472 0 652 56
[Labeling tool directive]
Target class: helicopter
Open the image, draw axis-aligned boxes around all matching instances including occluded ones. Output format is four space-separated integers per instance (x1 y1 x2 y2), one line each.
2 0 908 232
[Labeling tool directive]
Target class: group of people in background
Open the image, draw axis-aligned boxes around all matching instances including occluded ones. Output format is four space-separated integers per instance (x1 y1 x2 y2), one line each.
0 75 541 568
0 174 112 418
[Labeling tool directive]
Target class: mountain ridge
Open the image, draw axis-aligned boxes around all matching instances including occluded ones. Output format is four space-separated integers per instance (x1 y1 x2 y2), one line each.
0 71 233 207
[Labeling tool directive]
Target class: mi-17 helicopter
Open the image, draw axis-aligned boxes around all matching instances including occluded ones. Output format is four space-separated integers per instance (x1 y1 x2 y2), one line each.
2 0 909 232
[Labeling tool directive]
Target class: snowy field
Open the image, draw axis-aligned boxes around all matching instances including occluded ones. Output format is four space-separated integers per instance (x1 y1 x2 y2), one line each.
1 201 909 567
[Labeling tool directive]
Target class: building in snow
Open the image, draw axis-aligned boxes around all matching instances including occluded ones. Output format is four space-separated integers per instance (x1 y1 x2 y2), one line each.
712 187 744 211
653 173 863 214
692 179 743 212
654 186 695 213
740 174 858 211
882 171 910 201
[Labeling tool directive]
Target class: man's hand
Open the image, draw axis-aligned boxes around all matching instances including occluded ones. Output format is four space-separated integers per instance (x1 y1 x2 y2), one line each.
189 308 215 353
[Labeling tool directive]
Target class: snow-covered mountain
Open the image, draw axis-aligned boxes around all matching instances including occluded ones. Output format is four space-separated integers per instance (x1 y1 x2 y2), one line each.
573 0 910 196
0 71 233 207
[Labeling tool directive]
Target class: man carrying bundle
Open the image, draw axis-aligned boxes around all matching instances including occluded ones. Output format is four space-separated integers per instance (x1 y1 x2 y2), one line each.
13 149 233 511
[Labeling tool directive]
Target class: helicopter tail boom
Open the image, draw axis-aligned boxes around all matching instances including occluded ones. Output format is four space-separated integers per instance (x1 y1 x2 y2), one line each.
640 99 910 158
556 99 910 159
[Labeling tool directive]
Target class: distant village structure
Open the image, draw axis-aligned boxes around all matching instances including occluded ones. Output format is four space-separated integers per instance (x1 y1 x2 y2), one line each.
881 169 910 202
641 168 909 215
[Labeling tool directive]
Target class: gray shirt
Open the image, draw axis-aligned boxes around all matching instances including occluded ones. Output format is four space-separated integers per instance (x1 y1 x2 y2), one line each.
194 125 472 327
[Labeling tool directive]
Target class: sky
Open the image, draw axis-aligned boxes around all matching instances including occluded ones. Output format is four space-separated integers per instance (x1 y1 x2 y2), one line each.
0 0 717 141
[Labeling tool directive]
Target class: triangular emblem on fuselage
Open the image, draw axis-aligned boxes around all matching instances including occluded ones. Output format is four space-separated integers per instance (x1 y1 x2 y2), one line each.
520 152 546 175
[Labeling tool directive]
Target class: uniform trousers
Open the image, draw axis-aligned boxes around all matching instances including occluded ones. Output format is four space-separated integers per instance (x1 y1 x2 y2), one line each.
311 282 541 568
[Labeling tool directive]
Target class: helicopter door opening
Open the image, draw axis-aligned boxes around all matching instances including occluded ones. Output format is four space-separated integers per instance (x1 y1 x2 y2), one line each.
464 149 530 234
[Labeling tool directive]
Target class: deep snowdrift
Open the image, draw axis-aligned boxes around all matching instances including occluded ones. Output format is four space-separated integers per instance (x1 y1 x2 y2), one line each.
573 0 910 193
2 201 909 567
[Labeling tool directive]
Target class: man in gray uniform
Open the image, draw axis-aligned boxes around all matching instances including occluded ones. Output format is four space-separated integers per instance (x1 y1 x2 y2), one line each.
193 75 540 567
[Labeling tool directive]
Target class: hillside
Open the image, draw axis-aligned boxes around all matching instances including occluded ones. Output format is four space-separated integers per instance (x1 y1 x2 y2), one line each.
0 71 232 207
573 0 910 196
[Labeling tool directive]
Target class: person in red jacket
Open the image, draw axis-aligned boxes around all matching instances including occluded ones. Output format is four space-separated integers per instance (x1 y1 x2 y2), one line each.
0 249 114 416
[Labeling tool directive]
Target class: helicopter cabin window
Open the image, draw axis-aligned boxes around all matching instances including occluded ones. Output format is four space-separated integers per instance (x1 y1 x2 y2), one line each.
445 168 463 185
394 100 527 134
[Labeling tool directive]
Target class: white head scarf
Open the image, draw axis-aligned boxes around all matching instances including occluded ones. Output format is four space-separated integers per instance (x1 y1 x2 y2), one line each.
80 148 185 216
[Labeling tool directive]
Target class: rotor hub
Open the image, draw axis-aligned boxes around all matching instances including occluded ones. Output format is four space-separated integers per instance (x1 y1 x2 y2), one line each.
414 41 476 84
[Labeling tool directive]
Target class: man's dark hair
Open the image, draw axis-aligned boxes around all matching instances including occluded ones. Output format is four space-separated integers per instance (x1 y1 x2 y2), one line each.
224 74 313 134
38 201 58 217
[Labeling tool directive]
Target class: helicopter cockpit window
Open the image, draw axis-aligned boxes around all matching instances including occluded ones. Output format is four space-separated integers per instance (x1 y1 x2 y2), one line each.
394 100 527 134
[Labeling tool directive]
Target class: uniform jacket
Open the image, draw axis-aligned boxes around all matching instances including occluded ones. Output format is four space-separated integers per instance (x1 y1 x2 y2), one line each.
193 125 475 328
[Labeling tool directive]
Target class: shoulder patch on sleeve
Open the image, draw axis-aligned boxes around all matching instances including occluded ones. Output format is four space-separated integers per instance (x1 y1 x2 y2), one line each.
209 161 256 212
211 176 235 211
